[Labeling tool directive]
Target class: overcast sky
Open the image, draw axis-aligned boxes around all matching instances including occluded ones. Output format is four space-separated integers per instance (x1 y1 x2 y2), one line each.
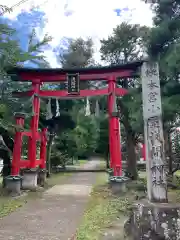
2 0 153 67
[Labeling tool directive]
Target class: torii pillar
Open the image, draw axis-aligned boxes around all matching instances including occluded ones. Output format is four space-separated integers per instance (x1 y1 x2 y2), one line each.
108 76 122 176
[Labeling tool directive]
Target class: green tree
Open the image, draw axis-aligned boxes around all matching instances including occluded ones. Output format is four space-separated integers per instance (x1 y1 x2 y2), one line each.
45 37 97 172
143 0 180 174
96 114 109 167
74 113 99 157
0 18 52 183
57 37 94 68
100 22 148 64
100 22 148 179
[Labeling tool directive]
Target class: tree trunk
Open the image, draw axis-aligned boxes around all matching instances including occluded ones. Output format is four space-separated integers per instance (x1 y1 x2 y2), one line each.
116 98 137 180
126 133 138 180
46 133 54 178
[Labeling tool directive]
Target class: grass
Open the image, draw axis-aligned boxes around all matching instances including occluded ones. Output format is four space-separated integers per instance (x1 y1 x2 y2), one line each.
0 172 71 218
77 170 180 240
139 170 180 203
0 197 25 218
174 170 180 177
76 173 132 240
78 160 88 165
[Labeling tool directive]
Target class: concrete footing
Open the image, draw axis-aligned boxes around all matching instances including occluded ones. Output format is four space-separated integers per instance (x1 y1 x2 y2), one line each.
109 176 129 195
21 168 38 191
124 199 180 240
37 169 46 187
5 176 21 196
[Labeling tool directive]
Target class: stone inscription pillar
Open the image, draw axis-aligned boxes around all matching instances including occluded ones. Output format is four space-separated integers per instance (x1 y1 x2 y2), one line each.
141 61 168 203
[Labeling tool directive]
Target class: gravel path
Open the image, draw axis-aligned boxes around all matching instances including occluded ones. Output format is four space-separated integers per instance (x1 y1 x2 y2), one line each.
0 161 100 240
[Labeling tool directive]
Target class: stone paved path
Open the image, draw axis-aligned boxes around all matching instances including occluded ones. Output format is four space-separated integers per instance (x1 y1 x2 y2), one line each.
0 160 100 240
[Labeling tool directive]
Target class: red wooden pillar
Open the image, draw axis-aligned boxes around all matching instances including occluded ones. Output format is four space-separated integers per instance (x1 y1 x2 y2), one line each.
28 81 41 169
114 118 122 176
108 76 115 169
11 113 25 176
108 76 122 176
40 128 47 169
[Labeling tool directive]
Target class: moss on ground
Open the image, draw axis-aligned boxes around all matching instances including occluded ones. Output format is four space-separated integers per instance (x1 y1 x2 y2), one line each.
76 173 134 240
0 198 25 218
0 172 71 218
76 170 180 240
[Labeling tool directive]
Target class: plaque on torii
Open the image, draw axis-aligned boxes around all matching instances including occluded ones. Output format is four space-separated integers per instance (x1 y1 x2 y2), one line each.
67 73 80 95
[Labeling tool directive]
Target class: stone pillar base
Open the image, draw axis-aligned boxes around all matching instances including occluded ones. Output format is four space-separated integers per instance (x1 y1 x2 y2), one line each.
5 176 21 196
21 168 38 191
109 176 129 195
124 199 180 240
107 168 113 177
37 169 47 187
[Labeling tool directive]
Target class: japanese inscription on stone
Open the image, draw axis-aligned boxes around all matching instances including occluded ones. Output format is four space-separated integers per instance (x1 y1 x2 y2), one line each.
141 62 167 203
141 62 162 119
147 117 166 185
67 73 80 94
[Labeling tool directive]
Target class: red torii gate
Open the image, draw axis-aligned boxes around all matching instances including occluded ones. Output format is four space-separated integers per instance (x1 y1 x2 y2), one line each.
8 61 143 191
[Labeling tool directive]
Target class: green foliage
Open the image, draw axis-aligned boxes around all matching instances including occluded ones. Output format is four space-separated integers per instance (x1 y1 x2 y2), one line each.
172 130 180 161
146 0 180 130
151 0 180 26
100 22 149 64
57 37 94 68
100 23 147 179
51 131 73 164
119 88 143 136
100 22 146 140
0 20 52 111
74 114 99 157
144 1 180 62
50 111 99 167
47 37 98 167
96 115 109 157
2 0 180 177
0 12 52 173
0 23 51 71
51 149 69 168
